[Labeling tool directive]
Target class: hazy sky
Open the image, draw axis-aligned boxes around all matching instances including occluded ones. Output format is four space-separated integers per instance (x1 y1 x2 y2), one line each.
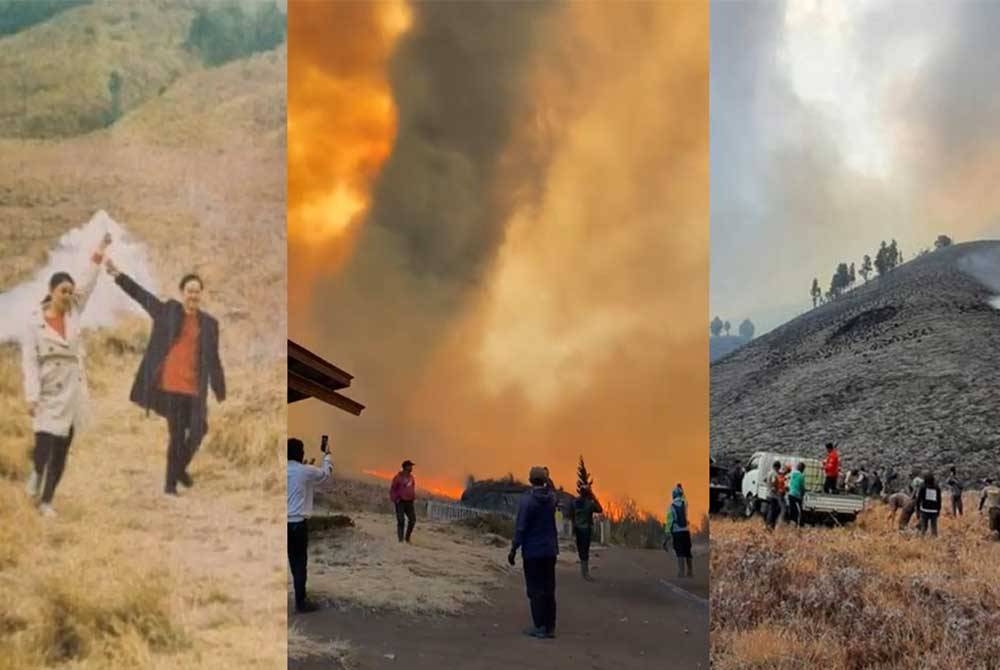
711 0 1000 336
288 0 709 520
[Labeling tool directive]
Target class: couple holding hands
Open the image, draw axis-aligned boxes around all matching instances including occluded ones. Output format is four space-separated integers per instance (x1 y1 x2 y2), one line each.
21 231 226 516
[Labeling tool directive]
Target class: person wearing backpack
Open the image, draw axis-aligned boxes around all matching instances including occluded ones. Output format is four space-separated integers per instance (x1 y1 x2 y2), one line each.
666 485 693 578
764 460 783 531
917 472 942 537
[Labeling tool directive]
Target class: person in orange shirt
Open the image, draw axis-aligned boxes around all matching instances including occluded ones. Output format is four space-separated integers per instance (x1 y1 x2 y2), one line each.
823 442 840 494
105 260 226 495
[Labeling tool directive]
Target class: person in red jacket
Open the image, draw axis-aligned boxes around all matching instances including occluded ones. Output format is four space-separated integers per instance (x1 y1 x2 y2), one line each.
823 442 840 494
390 460 417 543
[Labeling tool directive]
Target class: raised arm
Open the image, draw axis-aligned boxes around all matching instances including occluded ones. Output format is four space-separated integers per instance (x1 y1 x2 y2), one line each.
106 259 165 320
73 234 112 315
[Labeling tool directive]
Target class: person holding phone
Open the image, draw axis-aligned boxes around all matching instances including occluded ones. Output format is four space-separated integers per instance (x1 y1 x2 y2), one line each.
22 233 112 516
287 436 332 613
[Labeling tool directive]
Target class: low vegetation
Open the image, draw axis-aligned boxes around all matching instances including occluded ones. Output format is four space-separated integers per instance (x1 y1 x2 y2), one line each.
711 500 1000 669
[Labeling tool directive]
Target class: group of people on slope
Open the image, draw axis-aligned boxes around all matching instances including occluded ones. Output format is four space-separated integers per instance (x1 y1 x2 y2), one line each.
20 232 225 517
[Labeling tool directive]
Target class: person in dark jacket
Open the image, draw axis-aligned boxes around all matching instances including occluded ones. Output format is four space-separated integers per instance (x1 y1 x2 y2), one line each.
571 484 603 581
666 485 693 577
917 472 942 537
105 259 226 495
508 466 559 639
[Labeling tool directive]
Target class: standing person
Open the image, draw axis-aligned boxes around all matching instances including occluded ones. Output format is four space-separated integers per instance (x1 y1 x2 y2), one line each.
666 485 693 578
823 442 840 494
946 467 964 517
287 437 332 613
764 460 783 531
390 460 417 543
572 484 603 581
508 466 559 639
979 478 1000 540
21 234 112 516
917 472 942 538
870 471 884 498
787 462 806 528
105 260 226 495
885 490 911 528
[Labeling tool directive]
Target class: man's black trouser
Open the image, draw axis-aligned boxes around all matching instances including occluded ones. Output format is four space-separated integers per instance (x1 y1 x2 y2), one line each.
788 495 803 526
765 497 782 529
824 476 839 494
33 427 75 504
523 556 557 633
395 500 416 542
288 520 309 608
574 527 592 562
952 495 963 516
164 393 203 493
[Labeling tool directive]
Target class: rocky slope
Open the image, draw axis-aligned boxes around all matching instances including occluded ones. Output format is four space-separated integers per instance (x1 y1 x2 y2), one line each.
710 241 1000 480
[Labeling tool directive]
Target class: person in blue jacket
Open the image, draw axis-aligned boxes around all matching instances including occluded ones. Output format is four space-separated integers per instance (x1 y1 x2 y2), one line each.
508 466 559 639
667 484 693 578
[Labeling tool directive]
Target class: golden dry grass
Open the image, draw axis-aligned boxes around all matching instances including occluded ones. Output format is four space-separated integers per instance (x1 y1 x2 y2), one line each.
0 335 286 670
0 4 286 665
711 501 1000 670
304 505 511 616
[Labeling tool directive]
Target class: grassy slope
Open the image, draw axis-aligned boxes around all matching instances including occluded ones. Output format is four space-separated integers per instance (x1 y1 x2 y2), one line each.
0 3 286 668
711 501 1000 669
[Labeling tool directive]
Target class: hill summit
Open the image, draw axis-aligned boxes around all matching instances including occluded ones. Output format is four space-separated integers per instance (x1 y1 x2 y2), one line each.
710 241 1000 481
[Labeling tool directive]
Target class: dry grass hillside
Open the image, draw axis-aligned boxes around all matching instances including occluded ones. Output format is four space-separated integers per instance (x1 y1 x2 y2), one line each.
0 3 286 668
711 500 1000 669
711 241 1000 479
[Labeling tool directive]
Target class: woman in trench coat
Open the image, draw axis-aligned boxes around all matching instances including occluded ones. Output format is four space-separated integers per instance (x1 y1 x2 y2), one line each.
21 234 112 516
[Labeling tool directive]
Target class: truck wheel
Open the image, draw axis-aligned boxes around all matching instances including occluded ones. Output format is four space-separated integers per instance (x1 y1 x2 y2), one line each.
743 496 758 518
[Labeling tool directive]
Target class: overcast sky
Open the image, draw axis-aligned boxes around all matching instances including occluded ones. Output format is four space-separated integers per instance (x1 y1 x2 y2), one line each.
711 0 1000 335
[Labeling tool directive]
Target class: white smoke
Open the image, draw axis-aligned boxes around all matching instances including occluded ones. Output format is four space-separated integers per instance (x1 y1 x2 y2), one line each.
957 243 1000 311
0 211 157 342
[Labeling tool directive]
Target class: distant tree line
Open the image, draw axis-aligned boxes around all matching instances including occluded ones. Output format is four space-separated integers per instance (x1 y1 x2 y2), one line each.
808 235 953 308
710 317 755 340
0 0 90 37
185 1 286 67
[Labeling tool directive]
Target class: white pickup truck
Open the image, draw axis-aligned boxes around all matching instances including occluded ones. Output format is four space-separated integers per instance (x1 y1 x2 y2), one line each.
741 451 866 524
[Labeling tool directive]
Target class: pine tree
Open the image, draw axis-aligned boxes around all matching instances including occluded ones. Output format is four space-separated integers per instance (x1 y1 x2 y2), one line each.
811 278 821 307
576 456 594 496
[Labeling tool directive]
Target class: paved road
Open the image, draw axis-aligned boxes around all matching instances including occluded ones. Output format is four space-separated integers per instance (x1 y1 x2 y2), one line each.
290 546 708 670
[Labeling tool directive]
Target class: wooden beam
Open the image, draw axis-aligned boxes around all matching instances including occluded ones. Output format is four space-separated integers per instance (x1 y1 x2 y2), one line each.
288 340 354 388
288 370 365 415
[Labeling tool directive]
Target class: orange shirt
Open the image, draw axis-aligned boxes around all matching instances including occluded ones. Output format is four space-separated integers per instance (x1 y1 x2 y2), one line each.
160 312 200 396
45 313 66 340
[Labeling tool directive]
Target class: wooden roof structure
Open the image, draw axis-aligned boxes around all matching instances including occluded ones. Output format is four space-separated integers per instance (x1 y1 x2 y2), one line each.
287 339 364 415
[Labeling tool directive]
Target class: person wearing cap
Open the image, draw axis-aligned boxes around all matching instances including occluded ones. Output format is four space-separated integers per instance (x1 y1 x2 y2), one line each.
287 437 332 613
666 484 693 578
508 466 559 639
390 460 417 543
572 483 603 581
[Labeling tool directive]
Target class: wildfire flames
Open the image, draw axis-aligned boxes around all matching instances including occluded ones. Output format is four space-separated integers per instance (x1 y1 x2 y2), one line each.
361 468 466 501
287 0 411 274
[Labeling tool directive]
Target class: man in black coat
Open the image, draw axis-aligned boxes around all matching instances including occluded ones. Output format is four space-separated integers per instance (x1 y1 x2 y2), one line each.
105 259 226 495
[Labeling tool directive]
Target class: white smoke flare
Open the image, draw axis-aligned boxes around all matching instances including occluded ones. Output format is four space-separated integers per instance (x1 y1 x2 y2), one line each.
0 210 157 342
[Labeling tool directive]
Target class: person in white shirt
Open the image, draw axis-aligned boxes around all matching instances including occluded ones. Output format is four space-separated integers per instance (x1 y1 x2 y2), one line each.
287 437 331 613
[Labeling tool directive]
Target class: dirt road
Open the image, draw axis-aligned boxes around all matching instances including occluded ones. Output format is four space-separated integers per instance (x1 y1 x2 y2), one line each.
290 544 708 670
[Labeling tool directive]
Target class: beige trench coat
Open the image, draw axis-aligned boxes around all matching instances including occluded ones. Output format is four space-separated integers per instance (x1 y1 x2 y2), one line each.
20 259 101 437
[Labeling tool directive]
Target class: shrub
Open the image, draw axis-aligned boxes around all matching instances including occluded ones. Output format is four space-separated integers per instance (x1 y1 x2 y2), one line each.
185 2 286 67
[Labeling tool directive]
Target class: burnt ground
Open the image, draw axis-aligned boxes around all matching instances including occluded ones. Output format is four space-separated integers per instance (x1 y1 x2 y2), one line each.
290 545 709 670
711 241 1000 481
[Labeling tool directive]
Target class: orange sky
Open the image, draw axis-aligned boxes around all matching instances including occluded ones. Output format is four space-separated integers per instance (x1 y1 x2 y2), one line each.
288 1 709 525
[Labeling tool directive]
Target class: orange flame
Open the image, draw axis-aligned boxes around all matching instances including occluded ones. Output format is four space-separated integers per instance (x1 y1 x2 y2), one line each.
288 0 411 276
361 468 465 501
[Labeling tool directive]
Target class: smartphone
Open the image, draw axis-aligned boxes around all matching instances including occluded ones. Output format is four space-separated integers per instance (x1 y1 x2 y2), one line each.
320 434 329 453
